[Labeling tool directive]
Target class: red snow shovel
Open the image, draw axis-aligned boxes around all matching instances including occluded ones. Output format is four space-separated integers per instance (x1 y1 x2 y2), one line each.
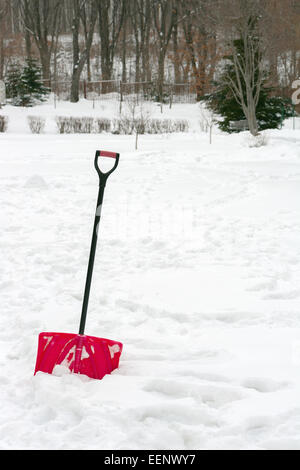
34 151 123 380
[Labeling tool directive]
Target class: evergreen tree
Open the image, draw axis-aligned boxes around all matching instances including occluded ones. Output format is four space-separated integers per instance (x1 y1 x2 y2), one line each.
5 63 22 102
21 59 50 105
203 38 294 133
5 59 50 107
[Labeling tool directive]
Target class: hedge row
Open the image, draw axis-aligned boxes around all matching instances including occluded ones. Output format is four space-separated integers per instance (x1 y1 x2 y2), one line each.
55 116 189 134
0 115 189 134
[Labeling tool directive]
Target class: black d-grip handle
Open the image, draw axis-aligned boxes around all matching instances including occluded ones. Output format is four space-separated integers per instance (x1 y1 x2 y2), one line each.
94 150 120 181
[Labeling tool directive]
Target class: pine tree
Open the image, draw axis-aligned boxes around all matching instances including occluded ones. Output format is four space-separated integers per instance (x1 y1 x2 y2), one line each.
5 63 22 102
20 59 50 106
5 59 50 107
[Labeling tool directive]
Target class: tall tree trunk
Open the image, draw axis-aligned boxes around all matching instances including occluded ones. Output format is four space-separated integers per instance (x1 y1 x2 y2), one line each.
121 14 127 83
157 48 167 101
172 6 181 83
40 45 51 86
184 24 200 100
0 35 4 80
152 0 175 102
135 41 140 84
23 0 32 59
20 0 61 84
70 0 97 102
143 0 151 82
0 0 7 79
98 0 124 90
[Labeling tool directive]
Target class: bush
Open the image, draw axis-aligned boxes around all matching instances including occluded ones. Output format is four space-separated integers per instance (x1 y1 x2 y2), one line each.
55 116 73 134
55 116 94 134
112 117 134 135
94 117 111 133
0 115 8 132
147 119 189 134
54 116 189 135
244 131 269 148
70 117 94 134
55 116 111 134
112 118 189 135
27 116 46 134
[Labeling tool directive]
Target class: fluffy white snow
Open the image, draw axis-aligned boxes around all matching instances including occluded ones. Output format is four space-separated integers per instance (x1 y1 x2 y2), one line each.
0 98 300 450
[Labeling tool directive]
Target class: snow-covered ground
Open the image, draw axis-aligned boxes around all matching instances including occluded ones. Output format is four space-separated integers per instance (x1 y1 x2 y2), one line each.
1 99 300 450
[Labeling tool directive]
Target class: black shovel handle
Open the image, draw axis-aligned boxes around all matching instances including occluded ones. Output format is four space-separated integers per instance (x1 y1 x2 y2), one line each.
79 150 120 336
94 150 120 182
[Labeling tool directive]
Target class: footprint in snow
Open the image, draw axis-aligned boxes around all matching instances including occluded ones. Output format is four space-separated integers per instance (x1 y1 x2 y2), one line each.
241 377 288 393
143 378 247 409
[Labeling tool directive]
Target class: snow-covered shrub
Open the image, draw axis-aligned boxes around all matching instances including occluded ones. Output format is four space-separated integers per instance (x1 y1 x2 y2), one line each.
244 131 269 148
179 120 189 132
70 117 94 134
171 119 189 132
112 115 146 136
112 117 134 135
94 117 111 133
55 116 73 134
27 116 46 134
147 119 189 134
112 117 149 135
112 118 189 135
55 116 94 134
0 115 8 132
113 97 153 149
147 119 166 133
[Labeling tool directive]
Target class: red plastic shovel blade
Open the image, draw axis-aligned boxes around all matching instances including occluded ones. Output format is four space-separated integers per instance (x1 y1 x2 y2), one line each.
34 332 123 380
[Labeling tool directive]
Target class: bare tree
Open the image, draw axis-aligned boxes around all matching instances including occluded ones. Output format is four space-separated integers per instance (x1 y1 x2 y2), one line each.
23 0 32 59
97 0 125 84
217 0 267 136
264 0 300 93
152 0 176 102
20 0 62 85
171 2 181 83
70 0 97 103
0 0 8 79
120 96 152 150
179 0 218 100
199 102 217 144
120 1 129 83
129 0 152 84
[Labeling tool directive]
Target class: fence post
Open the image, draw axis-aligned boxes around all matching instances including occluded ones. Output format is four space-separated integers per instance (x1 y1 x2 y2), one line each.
120 80 123 102
83 80 87 99
119 80 123 114
169 84 173 109
53 80 57 109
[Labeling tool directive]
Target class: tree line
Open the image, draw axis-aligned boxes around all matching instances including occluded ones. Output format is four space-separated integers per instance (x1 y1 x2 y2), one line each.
0 0 299 105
